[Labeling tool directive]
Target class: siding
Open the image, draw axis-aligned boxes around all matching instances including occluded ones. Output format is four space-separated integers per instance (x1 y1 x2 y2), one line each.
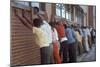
11 7 41 66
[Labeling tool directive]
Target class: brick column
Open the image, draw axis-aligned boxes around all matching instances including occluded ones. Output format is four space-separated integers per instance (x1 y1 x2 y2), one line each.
88 6 93 27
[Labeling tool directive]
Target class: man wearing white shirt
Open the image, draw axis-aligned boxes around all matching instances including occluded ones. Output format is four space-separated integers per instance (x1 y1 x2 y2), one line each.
39 13 54 63
86 27 92 48
82 27 90 52
40 20 52 44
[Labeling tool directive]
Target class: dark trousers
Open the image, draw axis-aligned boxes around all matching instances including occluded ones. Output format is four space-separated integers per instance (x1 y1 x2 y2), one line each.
92 36 96 44
60 41 77 63
88 36 92 48
82 37 86 52
40 46 50 64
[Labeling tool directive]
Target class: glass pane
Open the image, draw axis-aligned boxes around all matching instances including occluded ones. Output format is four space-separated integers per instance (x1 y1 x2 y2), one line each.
31 2 39 8
68 12 71 21
39 3 46 11
56 8 61 16
24 2 29 6
66 11 69 19
62 9 65 18
62 5 65 18
16 2 25 5
13 1 29 8
56 4 61 16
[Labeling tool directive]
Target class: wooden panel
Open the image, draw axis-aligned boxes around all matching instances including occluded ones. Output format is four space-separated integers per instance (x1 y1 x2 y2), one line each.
11 7 41 66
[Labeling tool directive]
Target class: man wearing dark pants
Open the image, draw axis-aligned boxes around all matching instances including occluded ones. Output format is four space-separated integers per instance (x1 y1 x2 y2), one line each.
40 46 50 64
39 13 53 64
65 25 77 63
55 21 68 63
60 41 68 63
68 42 77 63
33 18 51 64
61 40 77 63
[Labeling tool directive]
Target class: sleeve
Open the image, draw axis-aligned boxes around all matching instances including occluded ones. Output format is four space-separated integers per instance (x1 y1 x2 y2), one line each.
32 27 36 34
54 28 59 40
72 29 77 41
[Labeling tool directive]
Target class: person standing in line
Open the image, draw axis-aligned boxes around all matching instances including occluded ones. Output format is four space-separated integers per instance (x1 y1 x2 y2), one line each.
55 21 68 63
74 26 83 55
82 26 90 52
49 22 61 64
32 18 50 64
93 29 96 44
86 27 92 49
91 28 96 44
38 12 54 64
33 7 40 19
78 26 86 52
65 24 77 63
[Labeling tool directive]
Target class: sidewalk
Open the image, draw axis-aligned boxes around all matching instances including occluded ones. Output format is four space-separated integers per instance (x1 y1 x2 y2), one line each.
77 44 96 62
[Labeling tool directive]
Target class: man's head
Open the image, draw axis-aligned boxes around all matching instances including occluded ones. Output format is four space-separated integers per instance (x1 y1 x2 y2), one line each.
33 7 39 14
33 18 43 28
55 21 61 25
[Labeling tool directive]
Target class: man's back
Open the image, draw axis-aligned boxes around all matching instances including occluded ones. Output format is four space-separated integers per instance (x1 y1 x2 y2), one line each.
65 28 76 44
40 20 52 43
55 23 65 39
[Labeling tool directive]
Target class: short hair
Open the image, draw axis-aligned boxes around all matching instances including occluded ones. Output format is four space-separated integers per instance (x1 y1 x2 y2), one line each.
33 18 43 27
64 24 67 29
49 21 56 27
33 7 39 13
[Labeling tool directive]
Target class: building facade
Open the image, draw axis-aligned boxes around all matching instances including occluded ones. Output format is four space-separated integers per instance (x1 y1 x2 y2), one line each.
11 1 96 66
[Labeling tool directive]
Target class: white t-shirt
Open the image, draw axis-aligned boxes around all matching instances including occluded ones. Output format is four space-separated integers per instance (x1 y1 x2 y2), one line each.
40 20 52 44
86 28 91 36
52 28 59 42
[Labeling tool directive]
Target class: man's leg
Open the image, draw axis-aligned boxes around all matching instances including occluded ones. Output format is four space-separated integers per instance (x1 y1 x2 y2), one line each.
69 43 77 63
61 41 69 63
40 46 50 64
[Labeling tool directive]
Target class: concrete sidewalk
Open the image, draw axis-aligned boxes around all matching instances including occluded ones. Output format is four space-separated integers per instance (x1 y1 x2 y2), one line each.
77 44 96 62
